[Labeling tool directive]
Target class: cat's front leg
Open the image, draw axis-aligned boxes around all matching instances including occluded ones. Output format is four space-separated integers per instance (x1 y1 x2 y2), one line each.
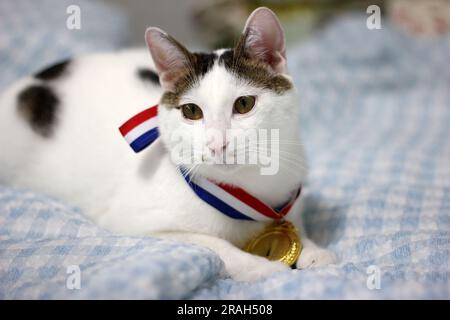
290 203 337 269
155 232 290 282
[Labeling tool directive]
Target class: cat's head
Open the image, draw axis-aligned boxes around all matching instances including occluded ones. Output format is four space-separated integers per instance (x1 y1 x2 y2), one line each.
145 7 304 184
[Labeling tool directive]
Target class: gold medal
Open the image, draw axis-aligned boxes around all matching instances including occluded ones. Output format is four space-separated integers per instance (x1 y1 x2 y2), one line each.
243 221 302 266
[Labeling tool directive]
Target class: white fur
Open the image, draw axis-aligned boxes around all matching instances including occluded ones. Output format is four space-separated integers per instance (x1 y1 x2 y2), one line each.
0 8 336 281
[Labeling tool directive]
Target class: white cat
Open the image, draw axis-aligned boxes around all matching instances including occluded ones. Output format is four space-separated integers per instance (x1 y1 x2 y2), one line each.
0 7 335 281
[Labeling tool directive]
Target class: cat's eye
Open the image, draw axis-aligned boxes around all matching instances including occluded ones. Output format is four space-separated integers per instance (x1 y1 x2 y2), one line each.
233 96 256 114
181 103 203 120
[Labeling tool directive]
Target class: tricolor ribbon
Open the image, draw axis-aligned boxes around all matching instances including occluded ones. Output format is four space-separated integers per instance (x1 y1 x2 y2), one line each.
119 105 301 221
119 105 159 153
181 168 301 221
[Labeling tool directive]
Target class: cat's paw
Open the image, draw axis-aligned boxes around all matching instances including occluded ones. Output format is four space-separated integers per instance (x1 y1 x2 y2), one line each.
296 247 336 269
227 257 290 282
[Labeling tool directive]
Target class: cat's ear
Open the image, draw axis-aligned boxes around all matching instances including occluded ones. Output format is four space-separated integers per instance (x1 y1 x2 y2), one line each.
240 7 287 74
145 27 192 91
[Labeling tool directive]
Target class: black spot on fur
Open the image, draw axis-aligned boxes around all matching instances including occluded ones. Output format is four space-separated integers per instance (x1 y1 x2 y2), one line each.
34 59 71 81
17 85 59 137
191 52 217 77
219 49 234 64
137 68 160 85
219 46 292 94
160 52 218 106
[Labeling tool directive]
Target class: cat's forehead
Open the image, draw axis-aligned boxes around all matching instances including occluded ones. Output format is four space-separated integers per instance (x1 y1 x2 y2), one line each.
160 49 292 107
180 60 250 113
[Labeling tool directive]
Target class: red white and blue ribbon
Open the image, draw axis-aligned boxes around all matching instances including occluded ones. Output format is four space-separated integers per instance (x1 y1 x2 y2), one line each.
119 105 301 221
180 168 301 221
119 105 159 153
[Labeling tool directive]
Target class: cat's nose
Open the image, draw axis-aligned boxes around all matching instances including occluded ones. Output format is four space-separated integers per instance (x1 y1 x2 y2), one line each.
207 140 228 156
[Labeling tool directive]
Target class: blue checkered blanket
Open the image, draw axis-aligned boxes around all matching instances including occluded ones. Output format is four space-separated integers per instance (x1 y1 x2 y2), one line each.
1 11 450 299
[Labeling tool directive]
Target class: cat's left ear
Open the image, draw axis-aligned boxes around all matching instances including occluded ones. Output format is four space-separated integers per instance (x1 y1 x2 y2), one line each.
241 7 287 74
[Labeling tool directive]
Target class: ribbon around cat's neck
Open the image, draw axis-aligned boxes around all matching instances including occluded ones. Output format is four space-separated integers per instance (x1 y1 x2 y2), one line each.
119 105 301 221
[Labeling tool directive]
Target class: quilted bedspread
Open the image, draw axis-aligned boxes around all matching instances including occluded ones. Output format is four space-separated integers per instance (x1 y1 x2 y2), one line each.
1 11 449 299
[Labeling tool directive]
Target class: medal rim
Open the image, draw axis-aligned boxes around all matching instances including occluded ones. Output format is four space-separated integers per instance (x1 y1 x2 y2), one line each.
244 221 302 266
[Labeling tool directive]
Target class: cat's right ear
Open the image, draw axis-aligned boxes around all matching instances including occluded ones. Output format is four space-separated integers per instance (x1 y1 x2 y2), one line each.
145 27 192 91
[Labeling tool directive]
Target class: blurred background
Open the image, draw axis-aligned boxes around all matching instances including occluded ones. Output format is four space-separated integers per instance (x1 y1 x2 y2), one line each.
111 0 450 48
1 0 450 90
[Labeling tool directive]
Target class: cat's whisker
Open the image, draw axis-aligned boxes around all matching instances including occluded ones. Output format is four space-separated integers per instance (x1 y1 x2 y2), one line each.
243 146 303 162
255 140 305 147
244 147 307 171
